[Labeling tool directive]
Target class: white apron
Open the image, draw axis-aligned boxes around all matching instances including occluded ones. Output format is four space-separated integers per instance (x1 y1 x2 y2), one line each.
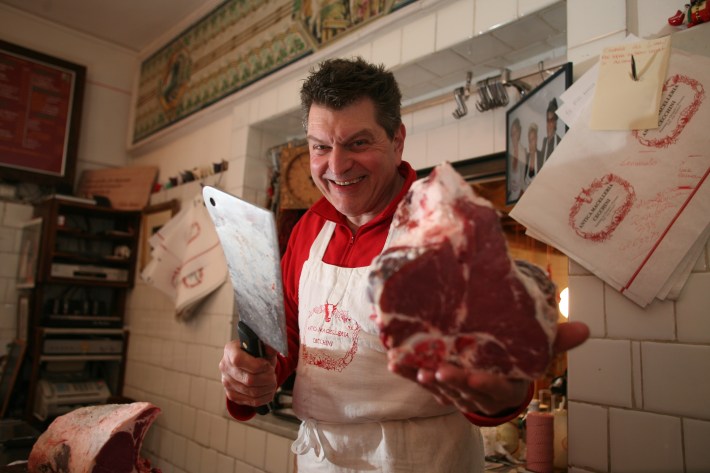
291 221 484 472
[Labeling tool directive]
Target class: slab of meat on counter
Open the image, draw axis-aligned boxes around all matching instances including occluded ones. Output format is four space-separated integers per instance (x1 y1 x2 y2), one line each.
28 402 161 473
368 162 558 380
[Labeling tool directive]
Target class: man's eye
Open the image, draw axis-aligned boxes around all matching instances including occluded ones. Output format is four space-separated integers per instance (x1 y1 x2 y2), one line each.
350 140 368 149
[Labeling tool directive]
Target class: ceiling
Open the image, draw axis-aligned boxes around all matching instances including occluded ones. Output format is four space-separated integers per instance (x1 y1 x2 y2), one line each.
0 0 216 52
2 0 567 135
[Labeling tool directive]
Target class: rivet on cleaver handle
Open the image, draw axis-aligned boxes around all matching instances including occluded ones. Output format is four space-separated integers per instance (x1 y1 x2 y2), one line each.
237 320 272 415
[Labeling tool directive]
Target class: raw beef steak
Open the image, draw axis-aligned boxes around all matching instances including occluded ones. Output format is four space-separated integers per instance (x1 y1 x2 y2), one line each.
28 402 161 473
368 162 558 380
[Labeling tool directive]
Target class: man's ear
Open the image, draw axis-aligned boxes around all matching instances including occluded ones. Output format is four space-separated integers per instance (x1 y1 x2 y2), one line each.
394 123 406 155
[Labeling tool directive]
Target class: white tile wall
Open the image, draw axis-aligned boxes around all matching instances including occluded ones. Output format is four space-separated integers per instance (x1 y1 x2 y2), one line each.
567 338 633 408
642 342 710 420
683 418 710 473
567 401 608 472
676 272 710 343
435 0 474 51
565 4 710 472
609 408 683 473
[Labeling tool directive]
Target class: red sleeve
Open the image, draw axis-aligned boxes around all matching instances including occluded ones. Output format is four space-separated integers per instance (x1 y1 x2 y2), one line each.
462 383 533 427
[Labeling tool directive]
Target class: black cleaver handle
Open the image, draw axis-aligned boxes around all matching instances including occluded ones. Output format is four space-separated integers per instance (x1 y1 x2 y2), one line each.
237 320 272 415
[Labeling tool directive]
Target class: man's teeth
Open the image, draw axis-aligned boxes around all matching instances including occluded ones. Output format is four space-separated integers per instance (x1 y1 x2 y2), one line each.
333 177 363 186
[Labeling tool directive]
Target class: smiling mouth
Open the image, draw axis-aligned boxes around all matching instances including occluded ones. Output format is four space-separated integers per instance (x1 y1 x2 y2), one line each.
330 176 365 186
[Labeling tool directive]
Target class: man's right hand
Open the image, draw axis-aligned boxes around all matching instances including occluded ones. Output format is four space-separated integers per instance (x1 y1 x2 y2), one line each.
219 340 278 408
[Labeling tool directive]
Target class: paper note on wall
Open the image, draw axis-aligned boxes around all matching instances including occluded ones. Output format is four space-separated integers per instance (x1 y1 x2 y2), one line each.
590 36 671 130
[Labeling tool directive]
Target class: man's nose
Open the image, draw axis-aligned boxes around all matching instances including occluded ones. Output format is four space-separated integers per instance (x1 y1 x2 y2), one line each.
329 145 352 175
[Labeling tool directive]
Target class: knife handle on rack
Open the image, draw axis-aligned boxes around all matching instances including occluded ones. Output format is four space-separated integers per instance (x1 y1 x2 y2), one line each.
237 320 272 415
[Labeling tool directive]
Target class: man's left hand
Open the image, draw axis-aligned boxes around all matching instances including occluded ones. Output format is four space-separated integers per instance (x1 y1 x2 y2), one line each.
389 321 590 416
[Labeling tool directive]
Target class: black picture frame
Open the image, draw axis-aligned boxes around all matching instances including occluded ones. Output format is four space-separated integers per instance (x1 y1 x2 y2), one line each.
506 62 572 205
0 40 86 193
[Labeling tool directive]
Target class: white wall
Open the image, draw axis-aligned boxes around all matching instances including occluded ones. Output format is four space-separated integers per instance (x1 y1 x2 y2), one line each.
565 2 710 473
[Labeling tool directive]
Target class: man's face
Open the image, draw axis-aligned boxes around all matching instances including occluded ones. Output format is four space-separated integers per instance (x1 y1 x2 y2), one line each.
529 128 538 149
306 98 405 228
546 111 557 138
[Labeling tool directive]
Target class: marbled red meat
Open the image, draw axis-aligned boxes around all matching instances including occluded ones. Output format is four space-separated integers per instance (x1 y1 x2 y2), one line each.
28 402 161 473
369 162 558 379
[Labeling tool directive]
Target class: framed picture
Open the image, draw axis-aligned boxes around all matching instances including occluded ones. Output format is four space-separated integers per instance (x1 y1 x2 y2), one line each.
0 40 86 192
140 199 181 271
506 62 573 205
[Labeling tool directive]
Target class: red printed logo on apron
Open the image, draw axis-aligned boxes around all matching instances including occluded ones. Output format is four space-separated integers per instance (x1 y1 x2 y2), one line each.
302 303 360 371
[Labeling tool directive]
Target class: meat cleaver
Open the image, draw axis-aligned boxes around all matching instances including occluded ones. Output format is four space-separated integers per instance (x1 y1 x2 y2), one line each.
202 186 288 415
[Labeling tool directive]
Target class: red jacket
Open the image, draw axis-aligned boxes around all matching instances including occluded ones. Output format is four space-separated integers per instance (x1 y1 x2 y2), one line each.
227 161 532 426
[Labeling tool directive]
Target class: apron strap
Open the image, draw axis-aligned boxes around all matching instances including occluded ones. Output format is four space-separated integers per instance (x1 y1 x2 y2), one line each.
292 418 327 462
308 221 336 261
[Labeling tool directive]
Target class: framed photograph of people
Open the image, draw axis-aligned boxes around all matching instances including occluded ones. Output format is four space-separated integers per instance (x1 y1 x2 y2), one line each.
505 62 573 205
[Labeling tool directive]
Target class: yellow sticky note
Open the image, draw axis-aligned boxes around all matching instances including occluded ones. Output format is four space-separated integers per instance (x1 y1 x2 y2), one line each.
590 36 671 130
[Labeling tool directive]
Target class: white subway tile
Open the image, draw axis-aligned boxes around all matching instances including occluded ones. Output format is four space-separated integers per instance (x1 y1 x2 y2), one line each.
200 447 218 472
181 405 197 438
371 30 401 69
401 14 436 64
605 287 674 340
189 376 207 410
567 338 632 407
200 345 222 378
518 0 558 17
217 452 235 473
642 342 710 420
676 272 710 343
566 0 625 49
186 344 202 376
568 275 604 337
609 408 682 473
194 411 210 444
160 429 175 463
226 420 247 459
205 380 227 416
403 131 427 170
184 440 201 473
683 418 710 473
567 401 608 472
426 122 459 167
276 77 301 115
244 425 267 468
172 435 187 469
264 433 292 473
411 105 444 134
343 42 372 62
474 0 517 35
436 0 474 51
209 413 228 453
457 111 495 160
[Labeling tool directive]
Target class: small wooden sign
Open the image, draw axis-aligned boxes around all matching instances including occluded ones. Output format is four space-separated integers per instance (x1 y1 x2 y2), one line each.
77 166 158 210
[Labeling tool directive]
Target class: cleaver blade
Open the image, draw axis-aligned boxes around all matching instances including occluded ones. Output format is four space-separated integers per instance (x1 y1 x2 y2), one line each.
202 186 288 358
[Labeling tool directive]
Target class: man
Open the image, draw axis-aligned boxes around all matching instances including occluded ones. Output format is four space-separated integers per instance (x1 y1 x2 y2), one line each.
541 98 561 161
219 57 589 472
524 122 543 190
